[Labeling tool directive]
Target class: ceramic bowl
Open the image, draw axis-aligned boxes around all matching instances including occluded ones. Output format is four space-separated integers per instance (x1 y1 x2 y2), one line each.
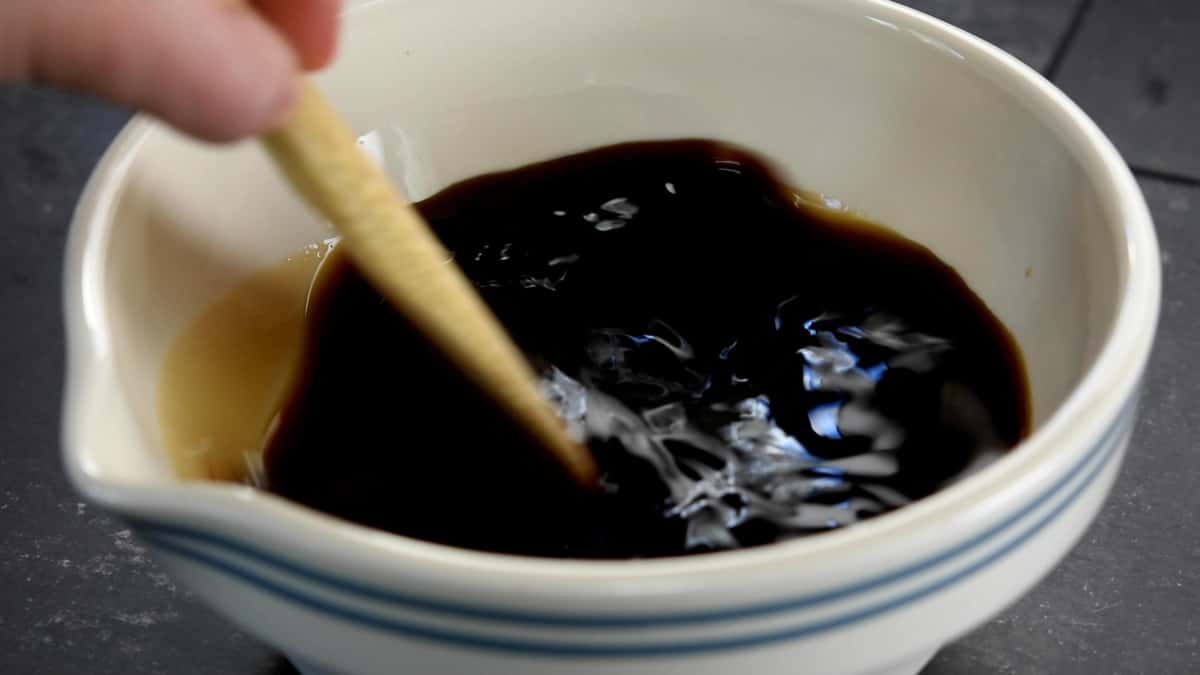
63 1 1160 673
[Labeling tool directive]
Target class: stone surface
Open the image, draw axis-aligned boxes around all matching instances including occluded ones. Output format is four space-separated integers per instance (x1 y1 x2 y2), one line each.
0 86 282 675
1055 0 1200 177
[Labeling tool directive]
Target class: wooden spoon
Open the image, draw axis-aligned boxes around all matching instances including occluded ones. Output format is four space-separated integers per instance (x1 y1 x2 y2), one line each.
258 80 598 487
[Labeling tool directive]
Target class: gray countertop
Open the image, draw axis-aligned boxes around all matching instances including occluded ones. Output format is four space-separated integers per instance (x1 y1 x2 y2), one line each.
2 1 1197 672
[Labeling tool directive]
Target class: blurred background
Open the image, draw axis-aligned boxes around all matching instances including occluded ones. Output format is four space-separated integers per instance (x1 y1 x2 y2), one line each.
0 0 1196 673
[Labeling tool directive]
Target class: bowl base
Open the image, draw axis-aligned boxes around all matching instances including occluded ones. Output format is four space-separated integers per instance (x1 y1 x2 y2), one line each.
288 647 939 675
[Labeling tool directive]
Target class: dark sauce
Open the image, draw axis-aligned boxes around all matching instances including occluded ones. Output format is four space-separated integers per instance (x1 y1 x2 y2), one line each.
263 140 1030 559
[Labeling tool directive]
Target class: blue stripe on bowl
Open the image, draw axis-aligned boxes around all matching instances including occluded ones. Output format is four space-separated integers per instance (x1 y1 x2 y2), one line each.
140 413 1127 657
133 398 1134 630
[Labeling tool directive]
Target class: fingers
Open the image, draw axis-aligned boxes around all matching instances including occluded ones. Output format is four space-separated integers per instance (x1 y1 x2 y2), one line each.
253 0 342 70
14 0 299 142
2 0 342 142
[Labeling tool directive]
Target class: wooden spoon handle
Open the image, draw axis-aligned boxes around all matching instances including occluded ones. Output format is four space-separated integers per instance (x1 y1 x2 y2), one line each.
261 80 597 486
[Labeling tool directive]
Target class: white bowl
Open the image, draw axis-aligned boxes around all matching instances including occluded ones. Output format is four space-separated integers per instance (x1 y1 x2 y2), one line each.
62 1 1160 674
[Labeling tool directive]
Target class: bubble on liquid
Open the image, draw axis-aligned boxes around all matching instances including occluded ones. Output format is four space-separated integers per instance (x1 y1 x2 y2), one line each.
824 451 899 477
643 403 688 434
838 403 905 451
548 254 580 267
715 160 743 175
807 403 842 440
541 366 588 436
534 306 976 552
718 340 738 360
600 197 640 219
799 344 857 373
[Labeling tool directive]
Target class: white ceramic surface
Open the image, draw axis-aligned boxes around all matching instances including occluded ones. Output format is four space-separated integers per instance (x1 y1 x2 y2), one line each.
62 1 1159 674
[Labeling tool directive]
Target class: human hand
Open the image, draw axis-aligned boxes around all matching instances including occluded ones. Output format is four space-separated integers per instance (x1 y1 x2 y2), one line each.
0 0 340 142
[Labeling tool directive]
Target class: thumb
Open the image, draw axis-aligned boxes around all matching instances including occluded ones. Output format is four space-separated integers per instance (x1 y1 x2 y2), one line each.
4 0 301 142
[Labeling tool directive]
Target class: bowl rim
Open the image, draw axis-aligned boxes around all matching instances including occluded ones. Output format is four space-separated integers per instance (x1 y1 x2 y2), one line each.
62 0 1160 595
